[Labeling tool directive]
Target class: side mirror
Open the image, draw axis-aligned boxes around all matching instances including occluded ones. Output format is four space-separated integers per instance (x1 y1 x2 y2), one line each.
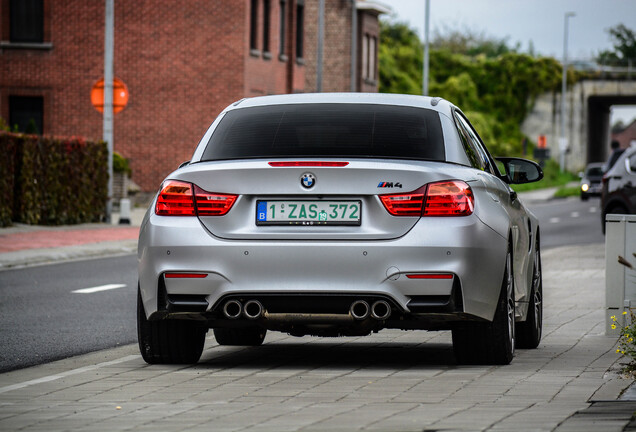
496 157 544 185
178 161 190 169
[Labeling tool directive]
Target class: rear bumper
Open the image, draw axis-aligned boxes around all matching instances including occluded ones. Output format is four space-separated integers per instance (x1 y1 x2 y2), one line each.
138 213 507 325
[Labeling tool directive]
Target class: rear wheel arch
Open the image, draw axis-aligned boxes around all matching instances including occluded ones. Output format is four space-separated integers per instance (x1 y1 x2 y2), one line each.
452 241 515 365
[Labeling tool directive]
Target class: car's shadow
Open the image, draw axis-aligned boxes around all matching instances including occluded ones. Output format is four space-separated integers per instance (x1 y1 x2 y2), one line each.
198 341 459 369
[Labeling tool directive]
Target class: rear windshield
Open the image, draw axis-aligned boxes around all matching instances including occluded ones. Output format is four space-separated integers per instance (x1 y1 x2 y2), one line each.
200 103 445 161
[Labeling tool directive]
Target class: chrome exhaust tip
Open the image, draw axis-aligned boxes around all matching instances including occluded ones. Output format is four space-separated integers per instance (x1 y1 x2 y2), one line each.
243 300 264 320
223 299 242 319
371 300 391 320
350 300 370 320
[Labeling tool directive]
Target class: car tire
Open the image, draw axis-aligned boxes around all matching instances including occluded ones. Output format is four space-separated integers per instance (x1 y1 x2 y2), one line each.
213 327 267 346
137 287 207 364
580 193 588 201
453 247 515 365
516 237 543 349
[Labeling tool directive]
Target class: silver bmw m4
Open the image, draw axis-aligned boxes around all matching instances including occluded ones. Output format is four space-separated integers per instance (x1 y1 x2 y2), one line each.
137 93 544 365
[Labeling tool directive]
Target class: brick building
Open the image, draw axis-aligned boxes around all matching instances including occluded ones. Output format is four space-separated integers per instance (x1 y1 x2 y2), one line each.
0 0 387 193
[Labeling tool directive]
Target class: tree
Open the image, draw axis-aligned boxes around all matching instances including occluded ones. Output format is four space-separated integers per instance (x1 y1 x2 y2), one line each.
431 25 519 58
378 21 422 95
378 20 563 157
597 24 636 67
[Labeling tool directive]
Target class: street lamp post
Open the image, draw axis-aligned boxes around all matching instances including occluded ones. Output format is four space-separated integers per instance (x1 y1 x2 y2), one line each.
103 0 114 223
422 0 430 96
560 11 575 172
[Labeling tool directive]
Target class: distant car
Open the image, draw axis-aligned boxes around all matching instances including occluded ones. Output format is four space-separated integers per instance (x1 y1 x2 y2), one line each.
602 146 636 230
579 162 605 200
137 93 545 366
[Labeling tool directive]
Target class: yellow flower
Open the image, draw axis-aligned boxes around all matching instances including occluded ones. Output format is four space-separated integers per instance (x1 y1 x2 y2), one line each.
611 315 617 321
623 311 628 315
617 349 622 353
612 324 617 329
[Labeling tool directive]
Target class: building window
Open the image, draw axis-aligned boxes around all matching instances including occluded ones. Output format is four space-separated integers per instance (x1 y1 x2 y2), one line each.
262 0 270 55
9 95 43 134
362 34 377 82
279 0 287 60
9 0 43 43
250 0 259 53
368 36 377 81
362 34 368 80
295 1 304 60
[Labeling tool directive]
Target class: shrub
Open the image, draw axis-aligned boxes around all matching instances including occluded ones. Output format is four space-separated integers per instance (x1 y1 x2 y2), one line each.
0 132 108 226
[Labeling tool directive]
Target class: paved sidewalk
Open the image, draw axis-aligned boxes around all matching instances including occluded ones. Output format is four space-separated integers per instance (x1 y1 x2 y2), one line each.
0 242 634 431
0 208 146 270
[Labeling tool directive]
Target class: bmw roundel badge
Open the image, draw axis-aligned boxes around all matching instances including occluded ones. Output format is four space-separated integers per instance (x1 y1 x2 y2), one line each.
301 173 316 189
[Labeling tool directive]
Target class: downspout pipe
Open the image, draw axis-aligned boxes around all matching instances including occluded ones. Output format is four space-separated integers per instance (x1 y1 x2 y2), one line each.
350 0 357 92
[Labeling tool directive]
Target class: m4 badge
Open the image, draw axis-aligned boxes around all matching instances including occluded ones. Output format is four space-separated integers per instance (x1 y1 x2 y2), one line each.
377 182 402 188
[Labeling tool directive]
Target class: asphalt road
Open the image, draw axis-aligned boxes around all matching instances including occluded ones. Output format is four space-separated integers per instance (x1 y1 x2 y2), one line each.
0 255 137 373
0 195 605 373
527 195 605 249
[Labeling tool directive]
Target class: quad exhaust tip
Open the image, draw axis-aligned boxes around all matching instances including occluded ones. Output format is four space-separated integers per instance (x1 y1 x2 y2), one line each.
223 298 390 321
371 300 391 320
223 299 242 319
350 300 370 320
243 300 264 320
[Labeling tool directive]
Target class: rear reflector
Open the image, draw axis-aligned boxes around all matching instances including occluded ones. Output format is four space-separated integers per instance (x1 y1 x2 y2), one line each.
406 274 454 279
164 273 208 279
380 180 474 217
268 161 349 167
155 180 237 216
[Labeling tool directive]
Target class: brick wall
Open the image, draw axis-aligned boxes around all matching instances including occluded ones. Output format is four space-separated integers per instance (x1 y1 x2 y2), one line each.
304 0 352 93
0 0 381 192
245 0 305 95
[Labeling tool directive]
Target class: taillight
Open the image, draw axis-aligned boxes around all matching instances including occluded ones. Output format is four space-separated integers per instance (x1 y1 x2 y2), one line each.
379 186 426 216
380 180 474 217
155 180 237 216
424 180 474 216
194 186 237 216
156 180 195 216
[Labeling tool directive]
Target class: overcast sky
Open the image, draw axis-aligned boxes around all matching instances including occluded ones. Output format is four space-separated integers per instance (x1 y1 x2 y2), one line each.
380 0 636 124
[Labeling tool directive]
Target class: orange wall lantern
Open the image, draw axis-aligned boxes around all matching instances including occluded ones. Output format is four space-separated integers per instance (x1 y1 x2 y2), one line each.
91 77 129 113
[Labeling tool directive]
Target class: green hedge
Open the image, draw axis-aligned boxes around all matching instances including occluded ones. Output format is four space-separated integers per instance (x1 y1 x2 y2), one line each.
0 133 108 226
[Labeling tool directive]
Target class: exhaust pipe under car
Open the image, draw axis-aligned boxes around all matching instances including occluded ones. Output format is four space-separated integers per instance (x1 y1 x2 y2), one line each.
371 300 391 320
222 299 242 319
243 300 264 320
350 300 370 320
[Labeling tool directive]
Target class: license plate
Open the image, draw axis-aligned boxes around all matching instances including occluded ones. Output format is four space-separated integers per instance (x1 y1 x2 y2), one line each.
256 200 361 226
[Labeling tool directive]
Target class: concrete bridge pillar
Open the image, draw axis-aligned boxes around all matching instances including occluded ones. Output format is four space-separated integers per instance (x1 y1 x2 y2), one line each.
522 79 636 173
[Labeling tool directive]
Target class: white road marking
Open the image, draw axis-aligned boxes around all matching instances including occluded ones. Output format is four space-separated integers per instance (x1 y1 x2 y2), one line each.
589 207 598 213
549 217 560 224
72 284 126 294
571 212 580 218
0 355 139 395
